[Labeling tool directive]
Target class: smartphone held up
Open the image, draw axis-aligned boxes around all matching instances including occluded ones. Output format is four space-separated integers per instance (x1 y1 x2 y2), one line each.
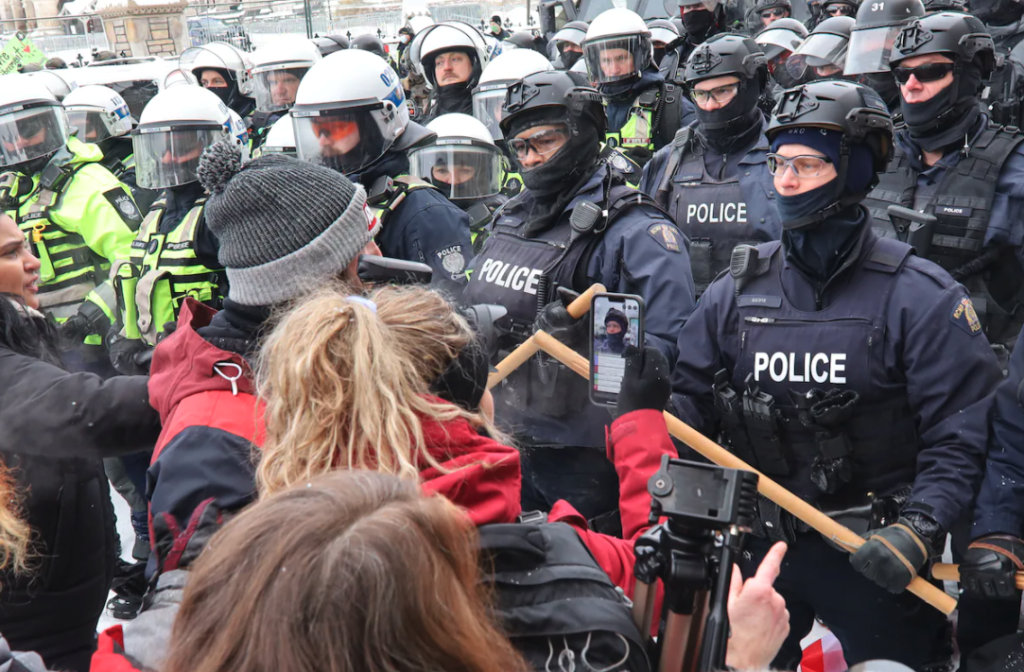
590 293 645 407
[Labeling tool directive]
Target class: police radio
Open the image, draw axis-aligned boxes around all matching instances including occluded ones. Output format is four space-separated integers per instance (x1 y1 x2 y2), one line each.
589 292 645 407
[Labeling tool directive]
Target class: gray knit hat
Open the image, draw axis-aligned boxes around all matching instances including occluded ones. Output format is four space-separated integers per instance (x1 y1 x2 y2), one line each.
197 142 379 306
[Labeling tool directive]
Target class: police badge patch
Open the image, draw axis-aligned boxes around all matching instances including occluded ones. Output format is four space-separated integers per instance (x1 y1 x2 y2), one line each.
950 296 982 336
437 245 466 277
104 188 143 230
647 223 681 252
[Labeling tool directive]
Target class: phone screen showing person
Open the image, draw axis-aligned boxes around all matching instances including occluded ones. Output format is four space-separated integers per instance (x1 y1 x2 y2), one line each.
589 293 645 407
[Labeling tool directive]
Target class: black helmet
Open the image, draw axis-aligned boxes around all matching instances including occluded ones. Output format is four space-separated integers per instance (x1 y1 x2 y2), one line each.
753 0 794 15
767 81 894 225
507 31 540 50
923 0 969 10
755 18 810 60
890 11 994 76
351 34 388 60
500 70 606 137
845 0 925 74
313 35 349 57
788 16 855 80
821 0 860 17
685 34 769 133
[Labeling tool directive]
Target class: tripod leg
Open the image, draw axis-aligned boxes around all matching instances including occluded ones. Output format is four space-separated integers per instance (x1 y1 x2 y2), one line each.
633 580 658 637
660 611 694 672
682 590 709 672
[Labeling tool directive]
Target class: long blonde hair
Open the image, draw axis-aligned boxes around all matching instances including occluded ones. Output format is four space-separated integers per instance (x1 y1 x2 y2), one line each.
0 461 31 578
256 284 504 497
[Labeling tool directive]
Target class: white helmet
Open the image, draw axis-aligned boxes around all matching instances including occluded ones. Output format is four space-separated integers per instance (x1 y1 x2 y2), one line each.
178 42 255 101
410 113 502 200
292 50 428 175
553 23 588 48
62 85 133 143
0 78 69 169
133 86 247 189
250 38 321 114
473 50 554 140
26 71 72 101
583 8 652 84
416 22 489 89
263 112 296 157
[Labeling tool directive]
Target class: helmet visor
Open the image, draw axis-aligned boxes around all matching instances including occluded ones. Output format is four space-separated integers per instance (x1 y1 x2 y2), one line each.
583 36 650 84
409 145 502 199
756 28 805 60
553 26 587 46
0 105 68 168
66 108 116 143
788 32 849 77
133 127 223 189
252 67 309 113
844 25 899 75
472 88 507 139
293 107 392 176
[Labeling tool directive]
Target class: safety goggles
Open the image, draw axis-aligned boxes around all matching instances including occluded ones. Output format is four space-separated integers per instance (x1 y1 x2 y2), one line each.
690 82 739 105
892 62 955 84
766 153 834 177
760 7 788 18
311 116 359 142
825 4 854 15
507 127 568 160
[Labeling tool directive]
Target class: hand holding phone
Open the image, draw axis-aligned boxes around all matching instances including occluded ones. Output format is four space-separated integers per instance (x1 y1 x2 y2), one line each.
589 293 645 407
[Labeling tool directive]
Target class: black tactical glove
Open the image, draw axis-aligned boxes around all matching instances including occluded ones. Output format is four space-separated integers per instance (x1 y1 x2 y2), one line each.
534 286 587 348
850 513 939 593
615 345 671 417
961 535 1024 599
59 314 90 343
109 334 153 376
61 300 112 344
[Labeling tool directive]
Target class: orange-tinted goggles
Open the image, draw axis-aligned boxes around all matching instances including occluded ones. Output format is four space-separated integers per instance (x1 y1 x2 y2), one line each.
311 117 358 141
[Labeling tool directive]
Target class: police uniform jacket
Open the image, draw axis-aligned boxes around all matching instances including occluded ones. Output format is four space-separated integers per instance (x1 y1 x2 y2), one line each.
669 217 1001 532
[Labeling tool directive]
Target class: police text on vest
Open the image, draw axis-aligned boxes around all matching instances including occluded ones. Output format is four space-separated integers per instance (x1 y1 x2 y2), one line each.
686 202 747 225
753 352 846 384
477 259 544 294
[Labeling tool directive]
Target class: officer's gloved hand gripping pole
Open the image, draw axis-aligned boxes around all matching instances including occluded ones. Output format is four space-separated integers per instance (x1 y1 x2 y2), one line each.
497 326 959 615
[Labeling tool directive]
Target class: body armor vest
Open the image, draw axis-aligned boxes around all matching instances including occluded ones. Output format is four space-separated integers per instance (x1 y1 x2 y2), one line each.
605 82 682 167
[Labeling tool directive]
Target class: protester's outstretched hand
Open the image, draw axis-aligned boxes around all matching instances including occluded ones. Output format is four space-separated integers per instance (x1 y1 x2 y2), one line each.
615 345 671 417
726 542 790 671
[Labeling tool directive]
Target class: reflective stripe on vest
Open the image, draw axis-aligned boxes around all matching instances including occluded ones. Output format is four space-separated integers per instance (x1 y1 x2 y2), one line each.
606 103 655 151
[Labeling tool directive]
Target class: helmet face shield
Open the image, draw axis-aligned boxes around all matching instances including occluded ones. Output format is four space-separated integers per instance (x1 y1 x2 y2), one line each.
133 126 223 189
472 87 508 139
788 32 849 77
293 106 392 175
0 105 68 168
845 25 900 75
409 144 502 199
756 27 806 60
583 35 651 84
252 66 309 113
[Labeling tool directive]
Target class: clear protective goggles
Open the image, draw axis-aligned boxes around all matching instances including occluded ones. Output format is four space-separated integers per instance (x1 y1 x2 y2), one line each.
409 144 502 200
472 86 508 140
787 32 849 78
66 107 127 143
844 25 900 75
583 35 648 84
506 124 570 170
251 66 309 113
0 104 69 169
133 126 223 189
292 106 392 176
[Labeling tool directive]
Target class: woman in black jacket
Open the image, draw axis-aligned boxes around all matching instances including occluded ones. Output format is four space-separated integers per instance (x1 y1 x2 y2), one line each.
0 213 161 672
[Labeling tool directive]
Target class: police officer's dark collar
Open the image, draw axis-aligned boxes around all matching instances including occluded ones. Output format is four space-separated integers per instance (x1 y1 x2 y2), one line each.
898 112 988 171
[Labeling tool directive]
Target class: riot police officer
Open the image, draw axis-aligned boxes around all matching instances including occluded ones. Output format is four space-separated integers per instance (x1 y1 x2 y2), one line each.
108 85 245 374
292 49 474 287
751 0 794 28
417 22 490 121
248 38 320 153
409 113 507 251
641 34 782 297
843 0 925 110
473 48 555 142
0 78 141 353
786 16 856 82
550 20 589 70
583 8 696 168
647 19 681 69
311 34 349 57
462 70 695 527
754 18 810 94
668 79 1000 668
863 12 1024 351
179 42 257 121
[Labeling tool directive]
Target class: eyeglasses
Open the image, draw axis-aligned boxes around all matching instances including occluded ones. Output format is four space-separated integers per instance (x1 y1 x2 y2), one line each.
766 153 834 177
825 4 853 14
892 62 955 84
507 127 568 160
690 82 740 105
760 7 788 18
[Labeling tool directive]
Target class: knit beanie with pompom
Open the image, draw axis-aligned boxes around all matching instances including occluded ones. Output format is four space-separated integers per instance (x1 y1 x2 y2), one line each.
197 142 380 307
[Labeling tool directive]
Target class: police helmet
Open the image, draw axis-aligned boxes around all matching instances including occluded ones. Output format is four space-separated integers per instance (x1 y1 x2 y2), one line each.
26 70 72 101
351 34 388 60
292 50 432 176
821 0 860 17
648 18 681 45
767 80 894 190
506 31 540 51
845 0 925 74
923 0 969 10
179 42 254 95
416 22 490 90
583 8 652 85
474 49 554 140
0 78 68 170
499 69 606 140
410 113 503 200
787 16 855 80
752 0 794 25
263 112 296 157
133 86 248 189
312 34 349 56
554 20 590 49
889 11 994 77
755 18 810 61
63 84 134 144
250 38 321 114
684 33 769 86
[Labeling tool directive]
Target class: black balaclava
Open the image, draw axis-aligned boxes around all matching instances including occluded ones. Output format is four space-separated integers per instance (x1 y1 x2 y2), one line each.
201 67 255 118
864 72 901 112
507 108 602 234
559 47 583 70
684 8 718 43
603 308 628 351
694 73 764 152
900 59 984 153
653 46 668 68
770 54 803 89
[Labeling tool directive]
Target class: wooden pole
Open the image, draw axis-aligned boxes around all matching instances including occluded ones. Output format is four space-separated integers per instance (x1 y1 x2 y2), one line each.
932 562 1024 591
530 331 958 615
486 283 605 390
